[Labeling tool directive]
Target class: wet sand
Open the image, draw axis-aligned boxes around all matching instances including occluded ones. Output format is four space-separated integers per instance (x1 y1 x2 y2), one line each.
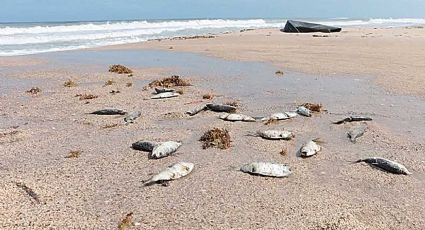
1 29 425 229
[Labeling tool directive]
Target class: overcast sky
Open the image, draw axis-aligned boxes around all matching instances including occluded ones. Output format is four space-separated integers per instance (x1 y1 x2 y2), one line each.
1 0 424 22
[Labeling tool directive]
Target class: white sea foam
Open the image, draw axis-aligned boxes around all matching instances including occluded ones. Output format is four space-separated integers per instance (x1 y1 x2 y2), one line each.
0 18 424 56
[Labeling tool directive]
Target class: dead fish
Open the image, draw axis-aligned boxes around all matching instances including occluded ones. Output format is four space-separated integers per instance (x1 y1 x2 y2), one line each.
90 108 126 115
186 104 207 116
348 125 367 143
333 116 372 124
154 87 176 94
219 113 256 122
124 111 141 123
356 157 411 175
206 103 237 113
240 162 292 177
150 141 182 159
297 106 311 117
151 92 180 99
257 130 294 140
132 140 158 152
300 139 321 157
144 162 194 186
261 112 298 121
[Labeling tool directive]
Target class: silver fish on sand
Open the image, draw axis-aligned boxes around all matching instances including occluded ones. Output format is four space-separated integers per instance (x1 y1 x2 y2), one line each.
144 162 194 186
240 162 292 177
150 141 182 159
186 104 207 116
151 92 180 99
219 113 256 122
356 157 411 175
261 112 298 121
297 106 312 117
206 103 237 113
132 140 158 152
90 108 126 115
124 111 141 123
300 139 321 157
154 88 176 94
257 130 294 140
333 116 372 124
348 125 367 143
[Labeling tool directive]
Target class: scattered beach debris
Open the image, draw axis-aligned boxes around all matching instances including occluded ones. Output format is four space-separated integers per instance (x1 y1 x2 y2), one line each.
151 92 180 99
240 28 254 33
312 34 330 37
301 103 323 112
186 104 207 116
264 118 279 125
206 103 237 113
200 128 231 149
90 108 126 115
124 111 141 124
63 80 78 87
148 75 191 88
154 87 176 94
75 93 98 100
275 70 284 75
126 82 133 87
101 123 119 129
170 35 215 40
109 64 133 74
176 89 184 95
279 148 288 156
240 162 292 177
104 80 115 86
333 116 373 124
26 87 41 95
355 157 411 175
297 106 312 117
348 124 367 143
132 141 158 152
118 212 134 230
0 129 26 144
219 113 256 122
202 93 214 100
16 182 41 204
261 112 297 122
143 162 194 186
300 139 322 157
65 150 81 158
150 141 182 159
256 130 294 140
162 112 185 120
110 90 121 94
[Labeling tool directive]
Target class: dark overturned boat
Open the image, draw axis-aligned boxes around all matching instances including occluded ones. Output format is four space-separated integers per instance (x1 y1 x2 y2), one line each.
281 20 342 33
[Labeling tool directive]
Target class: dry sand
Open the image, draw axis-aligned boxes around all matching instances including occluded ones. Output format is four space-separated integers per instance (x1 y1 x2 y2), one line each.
0 27 424 229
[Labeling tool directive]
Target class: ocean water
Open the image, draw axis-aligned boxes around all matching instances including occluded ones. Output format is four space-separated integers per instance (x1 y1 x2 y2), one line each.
0 18 424 56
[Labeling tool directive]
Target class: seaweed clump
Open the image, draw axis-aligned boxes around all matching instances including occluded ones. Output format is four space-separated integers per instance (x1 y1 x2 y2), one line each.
65 150 81 158
75 94 98 100
200 128 231 150
301 103 323 112
148 75 191 88
109 64 133 74
64 80 78 87
26 87 41 95
118 212 134 230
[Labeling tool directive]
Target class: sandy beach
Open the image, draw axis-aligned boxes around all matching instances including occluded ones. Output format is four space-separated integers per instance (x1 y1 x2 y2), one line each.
1 27 424 229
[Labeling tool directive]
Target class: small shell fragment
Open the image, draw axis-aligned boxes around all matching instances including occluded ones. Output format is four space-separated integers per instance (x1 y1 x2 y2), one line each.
144 162 194 186
150 141 182 159
240 162 292 177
